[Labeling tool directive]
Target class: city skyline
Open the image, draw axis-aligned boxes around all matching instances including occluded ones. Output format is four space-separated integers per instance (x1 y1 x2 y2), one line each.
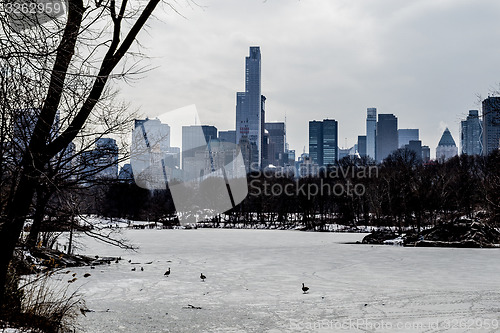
115 0 500 158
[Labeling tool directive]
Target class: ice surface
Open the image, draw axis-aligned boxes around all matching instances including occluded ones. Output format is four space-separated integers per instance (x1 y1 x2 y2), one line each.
59 229 500 332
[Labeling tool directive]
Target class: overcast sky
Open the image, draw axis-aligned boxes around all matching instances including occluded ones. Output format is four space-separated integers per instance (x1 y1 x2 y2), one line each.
118 0 500 158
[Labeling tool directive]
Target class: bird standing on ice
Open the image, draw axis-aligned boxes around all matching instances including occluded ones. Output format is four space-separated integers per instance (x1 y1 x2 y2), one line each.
200 273 206 282
164 268 170 276
302 283 309 294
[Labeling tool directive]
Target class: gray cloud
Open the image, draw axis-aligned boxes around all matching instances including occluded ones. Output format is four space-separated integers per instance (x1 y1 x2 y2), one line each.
117 0 500 157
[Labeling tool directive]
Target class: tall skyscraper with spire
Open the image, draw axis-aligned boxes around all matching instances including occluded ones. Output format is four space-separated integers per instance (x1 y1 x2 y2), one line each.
366 108 377 160
236 47 262 169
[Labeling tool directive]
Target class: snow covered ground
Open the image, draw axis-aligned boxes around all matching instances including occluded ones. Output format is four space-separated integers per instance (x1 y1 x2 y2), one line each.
58 229 500 332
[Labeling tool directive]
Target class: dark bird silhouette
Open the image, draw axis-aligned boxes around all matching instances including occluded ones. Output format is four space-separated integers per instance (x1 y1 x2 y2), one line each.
141 267 144 271
302 283 309 294
200 273 206 282
164 268 170 276
131 267 136 271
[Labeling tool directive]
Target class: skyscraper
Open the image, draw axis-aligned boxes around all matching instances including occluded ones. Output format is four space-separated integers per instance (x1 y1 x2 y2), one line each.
80 138 119 180
134 118 170 152
357 135 367 157
218 130 236 144
436 128 458 162
12 108 60 162
404 140 422 161
261 95 266 166
309 121 323 166
265 122 286 167
366 108 377 160
308 119 338 166
322 119 338 165
398 129 419 148
236 47 262 168
376 114 398 162
95 138 119 179
421 146 431 162
182 125 217 169
460 110 482 156
482 97 500 156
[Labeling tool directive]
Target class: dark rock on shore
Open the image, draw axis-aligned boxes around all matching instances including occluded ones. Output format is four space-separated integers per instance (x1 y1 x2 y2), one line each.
361 229 398 244
362 221 500 248
412 221 500 248
13 247 121 274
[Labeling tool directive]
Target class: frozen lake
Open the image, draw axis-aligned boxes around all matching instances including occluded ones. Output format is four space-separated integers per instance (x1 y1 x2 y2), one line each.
63 229 500 332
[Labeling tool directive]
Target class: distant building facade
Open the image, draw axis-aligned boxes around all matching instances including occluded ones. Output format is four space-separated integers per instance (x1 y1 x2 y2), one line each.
322 119 338 165
296 153 320 177
118 163 134 182
134 118 170 149
376 114 398 162
404 140 422 161
80 138 119 180
132 118 180 184
422 145 431 162
460 110 482 156
309 121 323 166
182 125 217 169
218 130 236 144
366 108 377 159
338 148 350 160
287 149 295 166
398 129 419 148
308 119 338 166
265 122 286 167
181 125 217 180
436 128 458 162
11 108 61 163
261 95 266 166
482 97 500 156
236 47 262 168
357 135 367 157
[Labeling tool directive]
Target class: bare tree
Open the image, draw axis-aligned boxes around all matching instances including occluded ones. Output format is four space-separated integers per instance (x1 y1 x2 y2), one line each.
0 0 164 306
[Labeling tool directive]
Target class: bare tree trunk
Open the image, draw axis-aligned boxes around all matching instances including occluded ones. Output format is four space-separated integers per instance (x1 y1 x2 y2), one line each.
26 187 51 250
0 165 39 305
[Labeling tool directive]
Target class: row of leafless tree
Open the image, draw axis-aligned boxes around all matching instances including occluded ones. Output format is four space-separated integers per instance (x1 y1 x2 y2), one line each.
229 149 500 232
89 148 500 234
